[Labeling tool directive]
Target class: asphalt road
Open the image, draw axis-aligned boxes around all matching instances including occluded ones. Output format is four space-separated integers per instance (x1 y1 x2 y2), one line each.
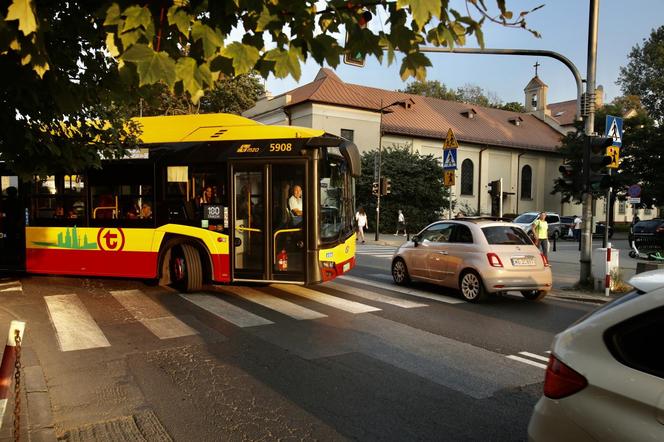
0 257 599 441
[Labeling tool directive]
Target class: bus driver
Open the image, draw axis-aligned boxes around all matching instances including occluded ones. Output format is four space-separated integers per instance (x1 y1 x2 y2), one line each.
288 185 303 224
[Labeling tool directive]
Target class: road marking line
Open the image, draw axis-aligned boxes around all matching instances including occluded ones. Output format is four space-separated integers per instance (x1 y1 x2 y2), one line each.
180 293 273 328
327 281 428 308
272 284 381 314
506 355 547 369
44 294 111 352
0 399 6 429
339 275 464 305
110 290 197 339
519 351 550 362
216 286 327 320
0 287 22 293
0 281 21 288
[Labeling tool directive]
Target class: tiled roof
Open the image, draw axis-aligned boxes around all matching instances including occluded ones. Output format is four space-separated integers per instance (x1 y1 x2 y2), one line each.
547 99 577 126
286 69 562 152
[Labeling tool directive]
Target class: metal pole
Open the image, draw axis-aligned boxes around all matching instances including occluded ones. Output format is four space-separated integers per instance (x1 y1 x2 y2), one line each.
375 104 383 241
498 178 503 218
581 0 600 285
603 170 611 247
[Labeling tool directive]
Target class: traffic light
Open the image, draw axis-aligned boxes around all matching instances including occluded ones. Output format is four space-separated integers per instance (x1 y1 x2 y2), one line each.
487 180 501 198
380 177 391 195
586 135 613 190
559 162 582 188
372 181 379 196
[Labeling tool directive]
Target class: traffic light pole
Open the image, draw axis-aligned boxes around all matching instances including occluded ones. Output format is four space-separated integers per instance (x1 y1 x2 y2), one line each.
603 170 611 248
580 0 600 285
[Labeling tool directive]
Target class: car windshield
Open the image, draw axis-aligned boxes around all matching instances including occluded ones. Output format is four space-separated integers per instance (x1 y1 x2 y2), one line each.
636 219 663 229
513 214 537 223
482 226 532 245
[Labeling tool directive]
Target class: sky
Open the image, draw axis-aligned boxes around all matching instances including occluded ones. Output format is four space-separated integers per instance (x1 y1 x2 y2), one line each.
263 0 664 106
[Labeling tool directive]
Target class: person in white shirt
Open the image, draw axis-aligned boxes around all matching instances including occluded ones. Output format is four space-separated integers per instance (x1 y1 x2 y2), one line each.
395 209 407 236
573 215 582 242
288 185 303 225
355 207 368 243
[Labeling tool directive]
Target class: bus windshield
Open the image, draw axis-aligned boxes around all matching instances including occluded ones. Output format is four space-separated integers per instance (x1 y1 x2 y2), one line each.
320 148 352 242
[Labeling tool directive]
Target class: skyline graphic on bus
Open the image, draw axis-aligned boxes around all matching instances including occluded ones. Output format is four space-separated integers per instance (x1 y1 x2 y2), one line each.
32 226 98 250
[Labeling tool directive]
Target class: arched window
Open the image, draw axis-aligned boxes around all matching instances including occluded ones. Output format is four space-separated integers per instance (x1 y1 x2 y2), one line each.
521 165 532 199
460 159 474 196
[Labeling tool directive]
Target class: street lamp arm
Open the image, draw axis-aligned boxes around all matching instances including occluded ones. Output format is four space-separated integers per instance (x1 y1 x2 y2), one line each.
418 46 584 122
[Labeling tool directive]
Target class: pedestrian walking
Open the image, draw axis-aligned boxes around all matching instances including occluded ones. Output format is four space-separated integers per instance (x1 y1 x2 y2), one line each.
531 212 550 258
355 207 368 243
573 215 582 242
395 209 407 236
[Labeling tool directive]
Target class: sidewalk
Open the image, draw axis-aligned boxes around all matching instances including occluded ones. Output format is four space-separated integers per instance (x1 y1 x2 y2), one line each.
361 232 621 304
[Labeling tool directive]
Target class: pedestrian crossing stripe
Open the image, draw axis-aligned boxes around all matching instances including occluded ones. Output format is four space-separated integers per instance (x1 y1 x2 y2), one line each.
45 294 111 352
506 351 550 369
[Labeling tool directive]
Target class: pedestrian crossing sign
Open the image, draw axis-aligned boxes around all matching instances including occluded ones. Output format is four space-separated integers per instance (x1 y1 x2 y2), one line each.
443 148 457 170
605 115 623 147
443 128 459 149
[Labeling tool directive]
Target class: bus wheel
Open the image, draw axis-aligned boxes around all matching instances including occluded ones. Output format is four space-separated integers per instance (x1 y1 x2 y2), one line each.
171 243 203 292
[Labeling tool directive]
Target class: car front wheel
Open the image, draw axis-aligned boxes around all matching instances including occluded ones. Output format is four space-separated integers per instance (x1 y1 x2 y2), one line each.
459 271 487 302
521 290 547 301
392 258 410 285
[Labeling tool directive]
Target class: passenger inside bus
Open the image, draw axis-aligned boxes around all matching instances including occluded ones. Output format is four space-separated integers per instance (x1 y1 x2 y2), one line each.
140 202 152 219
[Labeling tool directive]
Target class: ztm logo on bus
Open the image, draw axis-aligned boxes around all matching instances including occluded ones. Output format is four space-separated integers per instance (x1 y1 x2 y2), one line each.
96 228 126 252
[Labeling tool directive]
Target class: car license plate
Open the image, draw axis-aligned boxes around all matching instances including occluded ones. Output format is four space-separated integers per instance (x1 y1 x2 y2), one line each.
343 262 350 272
511 256 535 266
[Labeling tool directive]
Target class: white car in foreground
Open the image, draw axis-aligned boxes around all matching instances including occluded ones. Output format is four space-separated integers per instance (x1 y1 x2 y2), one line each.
528 270 664 441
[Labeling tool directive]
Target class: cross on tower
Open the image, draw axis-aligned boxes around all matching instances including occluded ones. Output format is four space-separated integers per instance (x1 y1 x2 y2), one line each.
534 61 540 77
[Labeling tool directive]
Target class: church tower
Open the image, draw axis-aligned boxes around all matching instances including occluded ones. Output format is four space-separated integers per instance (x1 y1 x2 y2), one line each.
524 61 550 121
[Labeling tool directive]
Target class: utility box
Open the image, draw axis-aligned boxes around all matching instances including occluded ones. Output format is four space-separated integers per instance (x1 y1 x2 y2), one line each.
592 247 620 291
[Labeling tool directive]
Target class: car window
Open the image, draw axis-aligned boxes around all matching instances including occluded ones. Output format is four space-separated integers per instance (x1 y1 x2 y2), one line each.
420 223 454 243
481 226 532 245
604 306 664 379
452 224 474 243
514 214 537 223
546 215 559 223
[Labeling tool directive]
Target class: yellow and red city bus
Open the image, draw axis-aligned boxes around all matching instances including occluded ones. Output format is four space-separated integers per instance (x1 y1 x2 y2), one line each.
0 113 359 290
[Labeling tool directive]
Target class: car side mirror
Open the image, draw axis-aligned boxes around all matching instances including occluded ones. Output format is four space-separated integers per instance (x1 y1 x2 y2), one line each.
412 235 419 246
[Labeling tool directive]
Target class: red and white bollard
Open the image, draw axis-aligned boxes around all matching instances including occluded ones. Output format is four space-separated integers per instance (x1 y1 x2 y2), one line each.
605 242 612 297
0 320 26 430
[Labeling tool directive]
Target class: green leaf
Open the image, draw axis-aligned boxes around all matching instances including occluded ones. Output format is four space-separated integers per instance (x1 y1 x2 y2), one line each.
106 33 119 57
220 42 260 75
175 57 204 102
119 28 142 49
6 0 38 36
167 6 191 35
104 3 121 26
264 47 301 80
399 52 432 81
120 43 176 89
256 6 279 32
122 5 152 32
191 22 224 59
396 0 441 29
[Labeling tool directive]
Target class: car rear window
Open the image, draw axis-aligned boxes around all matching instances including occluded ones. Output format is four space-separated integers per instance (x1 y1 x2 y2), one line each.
481 226 532 245
513 214 537 223
636 220 663 229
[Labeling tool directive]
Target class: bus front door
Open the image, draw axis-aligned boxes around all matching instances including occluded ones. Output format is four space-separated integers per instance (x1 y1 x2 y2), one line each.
232 163 306 282
0 175 25 271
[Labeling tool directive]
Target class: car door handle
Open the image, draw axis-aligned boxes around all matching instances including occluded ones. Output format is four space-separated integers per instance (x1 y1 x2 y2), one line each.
436 251 448 255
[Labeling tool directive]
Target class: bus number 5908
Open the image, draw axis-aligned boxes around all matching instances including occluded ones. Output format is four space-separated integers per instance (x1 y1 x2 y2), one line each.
270 143 292 152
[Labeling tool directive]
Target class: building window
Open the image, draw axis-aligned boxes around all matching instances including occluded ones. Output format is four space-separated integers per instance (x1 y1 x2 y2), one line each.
521 165 532 200
619 201 626 214
340 129 354 142
460 159 474 196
